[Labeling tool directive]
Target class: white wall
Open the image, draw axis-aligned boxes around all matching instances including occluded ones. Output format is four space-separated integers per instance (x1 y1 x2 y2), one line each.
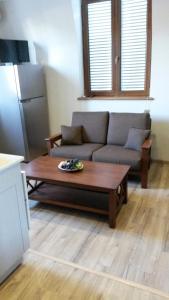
0 0 169 161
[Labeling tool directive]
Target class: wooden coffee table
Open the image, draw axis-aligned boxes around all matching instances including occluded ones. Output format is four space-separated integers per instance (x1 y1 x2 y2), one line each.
23 156 130 228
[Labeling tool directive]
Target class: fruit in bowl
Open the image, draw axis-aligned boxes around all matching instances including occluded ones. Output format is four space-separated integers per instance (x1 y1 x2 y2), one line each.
59 159 83 171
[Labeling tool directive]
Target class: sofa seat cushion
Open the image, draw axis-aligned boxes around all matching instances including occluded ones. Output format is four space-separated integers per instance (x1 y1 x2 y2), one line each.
92 145 141 170
50 143 103 161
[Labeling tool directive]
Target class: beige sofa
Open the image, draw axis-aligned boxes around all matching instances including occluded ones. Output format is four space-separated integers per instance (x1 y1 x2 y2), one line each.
45 112 152 188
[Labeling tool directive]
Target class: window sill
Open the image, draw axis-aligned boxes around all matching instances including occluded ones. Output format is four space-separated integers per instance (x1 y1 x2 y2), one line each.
78 96 154 101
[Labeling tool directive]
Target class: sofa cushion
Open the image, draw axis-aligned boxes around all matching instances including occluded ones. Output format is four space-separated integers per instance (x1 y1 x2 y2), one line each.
92 145 141 170
50 143 103 161
107 113 151 146
124 128 150 151
61 125 82 145
72 111 109 144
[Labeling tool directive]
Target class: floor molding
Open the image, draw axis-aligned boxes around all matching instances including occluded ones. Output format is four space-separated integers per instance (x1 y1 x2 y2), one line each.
29 248 169 299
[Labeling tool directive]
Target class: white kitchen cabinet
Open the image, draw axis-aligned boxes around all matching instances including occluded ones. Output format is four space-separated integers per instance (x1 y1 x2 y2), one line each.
0 154 29 284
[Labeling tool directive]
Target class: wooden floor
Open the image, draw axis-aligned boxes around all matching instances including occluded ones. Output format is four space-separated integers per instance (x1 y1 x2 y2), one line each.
0 249 169 300
29 162 169 295
1 162 169 299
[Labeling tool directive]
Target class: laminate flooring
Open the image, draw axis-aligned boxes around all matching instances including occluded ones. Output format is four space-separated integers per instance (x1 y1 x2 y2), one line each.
28 162 169 295
0 250 169 300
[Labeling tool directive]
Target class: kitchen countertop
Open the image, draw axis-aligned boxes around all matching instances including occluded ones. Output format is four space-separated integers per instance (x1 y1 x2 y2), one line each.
0 153 24 172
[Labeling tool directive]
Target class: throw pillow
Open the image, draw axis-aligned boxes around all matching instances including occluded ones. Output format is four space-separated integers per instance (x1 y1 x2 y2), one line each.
124 128 150 151
61 125 83 145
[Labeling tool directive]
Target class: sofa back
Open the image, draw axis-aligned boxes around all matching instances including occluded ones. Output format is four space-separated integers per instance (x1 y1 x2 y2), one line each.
72 111 109 144
107 113 151 146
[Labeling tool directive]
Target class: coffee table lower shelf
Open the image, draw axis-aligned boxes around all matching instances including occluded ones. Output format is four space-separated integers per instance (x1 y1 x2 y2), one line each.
28 181 127 228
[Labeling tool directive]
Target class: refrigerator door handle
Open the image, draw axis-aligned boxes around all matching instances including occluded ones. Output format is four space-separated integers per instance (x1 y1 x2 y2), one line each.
20 99 32 103
20 96 43 103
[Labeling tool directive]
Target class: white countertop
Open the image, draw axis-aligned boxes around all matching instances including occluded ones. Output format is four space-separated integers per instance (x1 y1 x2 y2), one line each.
0 153 24 172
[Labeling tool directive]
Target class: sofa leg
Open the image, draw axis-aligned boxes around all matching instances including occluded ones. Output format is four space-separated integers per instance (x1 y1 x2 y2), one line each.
141 160 149 189
141 171 148 189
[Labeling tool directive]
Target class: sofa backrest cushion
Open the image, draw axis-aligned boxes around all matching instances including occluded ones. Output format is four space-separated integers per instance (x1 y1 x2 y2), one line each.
72 111 109 144
107 113 151 146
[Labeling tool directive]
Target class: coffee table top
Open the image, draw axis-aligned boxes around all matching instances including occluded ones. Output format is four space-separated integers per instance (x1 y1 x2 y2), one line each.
23 156 130 192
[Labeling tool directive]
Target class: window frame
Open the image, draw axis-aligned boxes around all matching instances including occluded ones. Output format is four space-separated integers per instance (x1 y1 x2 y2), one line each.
81 0 152 98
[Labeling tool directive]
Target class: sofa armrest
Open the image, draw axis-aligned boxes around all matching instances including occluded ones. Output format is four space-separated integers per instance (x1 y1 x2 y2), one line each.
142 138 152 150
45 133 62 154
141 138 152 160
141 138 152 188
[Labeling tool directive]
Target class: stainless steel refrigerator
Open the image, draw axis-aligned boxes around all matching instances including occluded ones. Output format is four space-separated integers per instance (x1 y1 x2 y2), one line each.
0 64 49 161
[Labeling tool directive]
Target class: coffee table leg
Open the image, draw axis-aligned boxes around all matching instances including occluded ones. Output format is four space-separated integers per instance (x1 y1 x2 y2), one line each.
123 175 128 204
109 191 117 228
27 180 44 195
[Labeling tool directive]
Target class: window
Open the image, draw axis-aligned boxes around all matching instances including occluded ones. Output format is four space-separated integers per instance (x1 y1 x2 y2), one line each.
82 0 152 98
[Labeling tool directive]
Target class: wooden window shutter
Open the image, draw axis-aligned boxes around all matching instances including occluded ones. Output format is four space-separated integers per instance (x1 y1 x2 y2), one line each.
82 0 151 98
120 0 150 95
